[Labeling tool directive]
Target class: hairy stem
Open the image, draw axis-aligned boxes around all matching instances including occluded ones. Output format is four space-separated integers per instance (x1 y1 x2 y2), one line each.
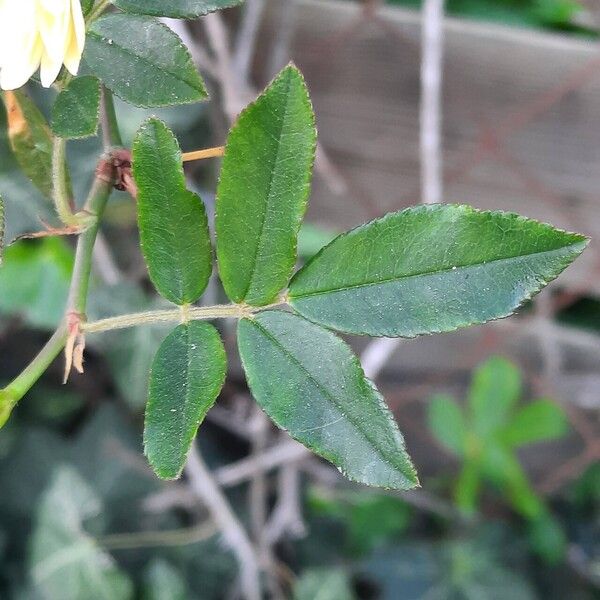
82 301 283 334
100 88 123 148
1 174 113 416
51 137 79 226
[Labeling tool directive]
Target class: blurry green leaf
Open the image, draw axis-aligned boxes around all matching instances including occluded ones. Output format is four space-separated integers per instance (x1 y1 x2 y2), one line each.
502 398 569 447
289 205 587 337
294 568 356 600
360 538 536 600
114 0 244 18
51 76 101 139
0 194 4 264
216 65 316 306
133 118 212 305
308 488 410 556
469 356 521 436
481 444 543 519
527 510 567 564
298 222 338 259
71 405 160 508
1 90 53 198
428 394 466 456
142 559 188 600
29 467 133 600
455 461 481 515
85 14 207 108
145 322 226 480
238 310 418 490
0 429 69 516
0 238 73 329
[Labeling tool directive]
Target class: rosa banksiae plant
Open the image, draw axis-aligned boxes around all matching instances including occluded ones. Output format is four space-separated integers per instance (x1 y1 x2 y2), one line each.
0 0 588 489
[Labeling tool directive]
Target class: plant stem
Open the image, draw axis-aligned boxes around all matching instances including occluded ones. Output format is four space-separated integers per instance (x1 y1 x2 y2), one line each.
1 174 113 412
100 87 122 148
86 0 112 25
51 137 79 226
82 302 275 334
182 146 225 162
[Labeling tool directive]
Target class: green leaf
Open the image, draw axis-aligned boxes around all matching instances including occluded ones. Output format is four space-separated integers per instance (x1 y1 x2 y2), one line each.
1 90 53 198
528 510 567 564
427 394 466 456
51 76 101 139
216 65 316 306
468 356 521 436
143 559 189 600
238 310 418 489
0 194 4 265
455 461 481 515
294 568 357 600
0 238 74 329
481 443 543 519
29 468 133 599
133 118 212 305
85 14 208 108
502 399 569 447
114 0 244 18
289 204 588 337
145 321 226 480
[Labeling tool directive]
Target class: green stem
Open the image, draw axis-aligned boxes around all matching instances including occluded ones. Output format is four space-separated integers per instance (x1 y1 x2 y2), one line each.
100 88 122 148
86 0 112 25
1 177 113 417
52 137 79 226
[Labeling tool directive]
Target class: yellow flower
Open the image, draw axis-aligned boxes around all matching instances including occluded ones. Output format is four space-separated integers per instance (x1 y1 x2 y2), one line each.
0 0 85 90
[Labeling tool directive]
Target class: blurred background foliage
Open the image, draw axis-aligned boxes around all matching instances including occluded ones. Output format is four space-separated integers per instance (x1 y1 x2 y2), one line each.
383 0 596 34
1 0 599 598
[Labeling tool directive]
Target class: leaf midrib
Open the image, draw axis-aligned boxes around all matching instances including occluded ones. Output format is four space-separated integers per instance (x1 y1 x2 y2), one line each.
249 318 405 479
142 130 190 302
242 72 294 301
291 242 584 299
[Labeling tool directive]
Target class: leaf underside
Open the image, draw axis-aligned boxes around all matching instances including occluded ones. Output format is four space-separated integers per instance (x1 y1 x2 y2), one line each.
289 204 588 337
238 310 418 490
145 322 226 480
216 64 317 306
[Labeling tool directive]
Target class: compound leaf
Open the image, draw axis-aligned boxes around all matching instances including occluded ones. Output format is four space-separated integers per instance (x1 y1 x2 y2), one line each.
238 310 418 490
